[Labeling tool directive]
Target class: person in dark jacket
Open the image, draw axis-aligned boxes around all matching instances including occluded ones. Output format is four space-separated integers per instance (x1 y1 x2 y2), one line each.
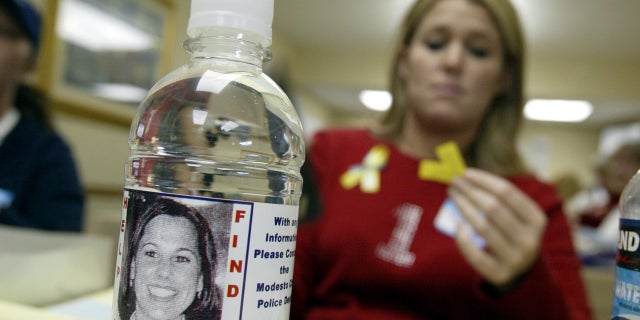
0 0 84 232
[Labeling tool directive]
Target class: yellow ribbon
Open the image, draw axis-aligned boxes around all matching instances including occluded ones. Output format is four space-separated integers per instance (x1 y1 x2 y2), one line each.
340 144 389 193
418 141 466 184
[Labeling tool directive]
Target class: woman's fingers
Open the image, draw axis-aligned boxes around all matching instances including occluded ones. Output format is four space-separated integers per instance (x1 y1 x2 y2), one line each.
462 168 547 229
448 168 547 286
449 187 520 285
448 187 514 259
454 223 513 285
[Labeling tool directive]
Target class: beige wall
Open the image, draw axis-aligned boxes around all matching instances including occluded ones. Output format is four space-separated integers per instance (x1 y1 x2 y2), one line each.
520 122 601 185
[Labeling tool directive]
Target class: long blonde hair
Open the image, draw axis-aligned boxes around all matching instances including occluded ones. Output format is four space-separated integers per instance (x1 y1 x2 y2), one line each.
375 0 527 176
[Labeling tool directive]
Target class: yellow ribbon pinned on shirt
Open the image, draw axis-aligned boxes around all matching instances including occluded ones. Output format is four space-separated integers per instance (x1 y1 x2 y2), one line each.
340 144 389 193
418 141 466 184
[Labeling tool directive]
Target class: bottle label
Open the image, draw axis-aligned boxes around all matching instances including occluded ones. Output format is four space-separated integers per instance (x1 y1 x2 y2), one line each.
112 188 298 320
612 218 640 318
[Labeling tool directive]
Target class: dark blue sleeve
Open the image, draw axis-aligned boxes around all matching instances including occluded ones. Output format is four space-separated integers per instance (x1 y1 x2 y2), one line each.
0 134 85 232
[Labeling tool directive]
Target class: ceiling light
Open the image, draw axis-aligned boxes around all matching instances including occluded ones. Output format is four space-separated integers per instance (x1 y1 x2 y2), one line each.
524 99 593 122
359 90 392 112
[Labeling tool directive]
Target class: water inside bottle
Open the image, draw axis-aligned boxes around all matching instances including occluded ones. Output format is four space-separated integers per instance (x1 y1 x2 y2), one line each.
125 74 304 204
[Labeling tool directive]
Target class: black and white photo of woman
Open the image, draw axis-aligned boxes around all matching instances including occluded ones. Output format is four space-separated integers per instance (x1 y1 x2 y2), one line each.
117 194 222 320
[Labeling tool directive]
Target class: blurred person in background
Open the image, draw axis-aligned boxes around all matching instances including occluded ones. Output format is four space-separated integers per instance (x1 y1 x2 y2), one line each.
0 0 84 231
292 0 592 319
568 141 640 263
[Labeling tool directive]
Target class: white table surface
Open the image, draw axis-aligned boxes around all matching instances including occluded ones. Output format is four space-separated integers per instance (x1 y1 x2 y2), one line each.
0 288 112 320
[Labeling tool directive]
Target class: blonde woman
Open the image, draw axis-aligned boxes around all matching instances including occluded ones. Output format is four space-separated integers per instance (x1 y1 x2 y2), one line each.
292 0 592 319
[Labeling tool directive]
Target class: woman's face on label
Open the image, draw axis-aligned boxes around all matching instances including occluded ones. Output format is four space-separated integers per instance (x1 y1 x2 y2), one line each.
133 214 202 320
398 0 507 130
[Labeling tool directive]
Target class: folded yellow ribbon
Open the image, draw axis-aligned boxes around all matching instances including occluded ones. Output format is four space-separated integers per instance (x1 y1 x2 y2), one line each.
418 141 466 184
340 144 389 193
340 141 464 193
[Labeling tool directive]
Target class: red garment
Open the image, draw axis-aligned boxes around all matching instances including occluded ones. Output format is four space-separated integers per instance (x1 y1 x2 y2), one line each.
292 129 593 320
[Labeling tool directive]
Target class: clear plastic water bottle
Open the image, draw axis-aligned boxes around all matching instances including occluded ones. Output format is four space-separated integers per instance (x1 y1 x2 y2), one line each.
111 1 304 319
611 170 640 319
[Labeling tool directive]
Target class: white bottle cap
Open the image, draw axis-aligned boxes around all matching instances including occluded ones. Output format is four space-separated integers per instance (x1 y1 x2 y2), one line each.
187 0 274 47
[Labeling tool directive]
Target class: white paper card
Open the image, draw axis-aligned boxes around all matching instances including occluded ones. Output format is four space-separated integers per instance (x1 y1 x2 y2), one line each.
434 198 486 248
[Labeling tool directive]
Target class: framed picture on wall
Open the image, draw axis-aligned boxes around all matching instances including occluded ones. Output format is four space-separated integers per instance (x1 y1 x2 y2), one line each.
44 0 176 124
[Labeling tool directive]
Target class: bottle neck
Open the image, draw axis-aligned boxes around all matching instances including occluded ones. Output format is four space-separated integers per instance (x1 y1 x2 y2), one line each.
184 31 269 72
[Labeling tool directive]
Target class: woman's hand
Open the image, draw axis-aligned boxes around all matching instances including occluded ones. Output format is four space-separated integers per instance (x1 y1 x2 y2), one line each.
448 168 548 287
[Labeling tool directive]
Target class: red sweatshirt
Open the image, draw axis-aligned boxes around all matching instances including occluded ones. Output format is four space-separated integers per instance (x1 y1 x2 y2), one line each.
291 129 593 320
